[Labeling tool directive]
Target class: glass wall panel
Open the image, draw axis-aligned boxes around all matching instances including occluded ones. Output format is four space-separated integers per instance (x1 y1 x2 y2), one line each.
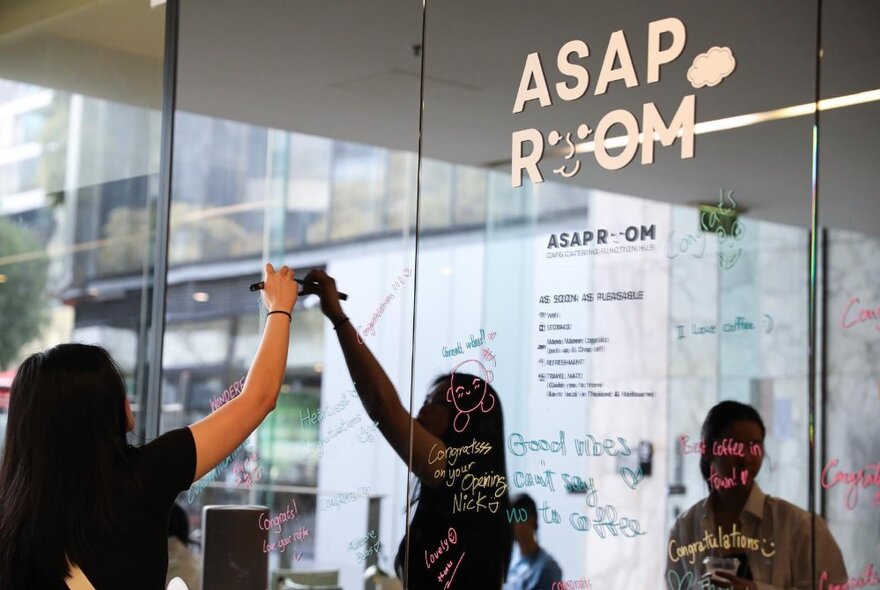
167 1 423 588
818 1 880 585
415 1 829 589
0 0 165 449
3 1 878 588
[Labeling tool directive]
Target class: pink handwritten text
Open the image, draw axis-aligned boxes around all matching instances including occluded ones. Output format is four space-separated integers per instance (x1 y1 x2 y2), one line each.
258 501 298 533
553 579 592 590
841 297 880 331
678 435 706 455
437 551 465 589
447 359 496 433
425 527 458 569
709 464 749 490
821 459 880 510
820 562 880 590
262 525 309 554
356 267 412 343
210 377 246 412
677 435 762 457
232 451 262 487
480 347 497 366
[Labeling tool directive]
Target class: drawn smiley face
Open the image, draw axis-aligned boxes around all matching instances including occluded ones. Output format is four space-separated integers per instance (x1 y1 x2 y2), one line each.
446 359 496 433
717 220 744 270
450 377 486 410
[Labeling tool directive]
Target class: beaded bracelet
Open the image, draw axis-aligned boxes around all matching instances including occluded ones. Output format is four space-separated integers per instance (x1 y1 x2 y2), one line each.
332 316 351 330
267 310 292 321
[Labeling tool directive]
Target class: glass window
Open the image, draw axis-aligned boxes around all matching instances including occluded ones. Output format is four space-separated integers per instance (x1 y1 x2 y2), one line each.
818 0 880 579
4 1 879 588
167 0 422 586
412 1 844 588
329 143 386 240
0 0 165 451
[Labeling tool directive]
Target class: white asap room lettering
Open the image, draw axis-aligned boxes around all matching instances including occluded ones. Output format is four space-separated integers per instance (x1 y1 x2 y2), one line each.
511 17 695 186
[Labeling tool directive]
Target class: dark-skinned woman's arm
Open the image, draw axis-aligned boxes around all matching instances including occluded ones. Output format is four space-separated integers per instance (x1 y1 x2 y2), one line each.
301 269 446 486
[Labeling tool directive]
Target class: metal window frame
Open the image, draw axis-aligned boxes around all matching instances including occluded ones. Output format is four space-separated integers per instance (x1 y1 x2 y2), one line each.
141 0 180 441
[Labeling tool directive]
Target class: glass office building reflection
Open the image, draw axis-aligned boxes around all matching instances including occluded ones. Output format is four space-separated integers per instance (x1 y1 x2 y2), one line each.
0 0 878 589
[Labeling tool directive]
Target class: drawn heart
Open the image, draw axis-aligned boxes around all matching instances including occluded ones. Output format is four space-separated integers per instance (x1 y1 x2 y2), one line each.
740 468 749 485
488 331 497 340
667 570 693 590
620 466 644 490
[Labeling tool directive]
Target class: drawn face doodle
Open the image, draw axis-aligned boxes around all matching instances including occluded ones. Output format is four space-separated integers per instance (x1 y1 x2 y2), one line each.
700 188 744 270
446 359 496 433
717 219 744 269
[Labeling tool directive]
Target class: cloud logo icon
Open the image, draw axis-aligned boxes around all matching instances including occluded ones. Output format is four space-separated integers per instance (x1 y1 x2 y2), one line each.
688 46 736 88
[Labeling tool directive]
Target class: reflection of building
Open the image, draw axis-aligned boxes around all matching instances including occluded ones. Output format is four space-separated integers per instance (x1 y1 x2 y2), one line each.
0 86 49 454
0 82 51 219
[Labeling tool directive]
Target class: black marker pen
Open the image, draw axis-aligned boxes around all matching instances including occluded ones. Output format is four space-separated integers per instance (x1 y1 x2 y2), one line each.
249 278 349 301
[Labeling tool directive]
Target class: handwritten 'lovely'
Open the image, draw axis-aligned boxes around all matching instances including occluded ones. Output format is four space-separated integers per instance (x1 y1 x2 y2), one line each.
425 527 458 569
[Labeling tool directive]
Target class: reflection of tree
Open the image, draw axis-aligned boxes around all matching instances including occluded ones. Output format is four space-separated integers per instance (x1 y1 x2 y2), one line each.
168 203 249 265
98 202 250 273
37 92 70 195
0 218 48 369
98 205 150 274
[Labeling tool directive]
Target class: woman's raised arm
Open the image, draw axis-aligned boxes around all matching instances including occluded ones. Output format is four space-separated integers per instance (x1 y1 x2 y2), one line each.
301 269 446 487
188 263 298 481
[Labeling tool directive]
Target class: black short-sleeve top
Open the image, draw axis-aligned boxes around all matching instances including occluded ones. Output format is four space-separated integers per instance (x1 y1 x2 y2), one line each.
78 427 197 589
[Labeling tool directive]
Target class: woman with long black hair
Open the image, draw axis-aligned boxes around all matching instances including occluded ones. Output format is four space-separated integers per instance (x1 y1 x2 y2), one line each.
302 269 512 589
0 263 299 589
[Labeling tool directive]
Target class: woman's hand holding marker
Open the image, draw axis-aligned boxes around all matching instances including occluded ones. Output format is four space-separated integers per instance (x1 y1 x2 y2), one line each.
299 269 347 325
262 263 299 316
